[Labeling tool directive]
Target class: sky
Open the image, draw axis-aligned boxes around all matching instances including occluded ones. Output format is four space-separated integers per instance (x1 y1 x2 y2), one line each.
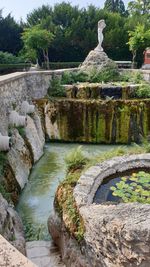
0 0 130 21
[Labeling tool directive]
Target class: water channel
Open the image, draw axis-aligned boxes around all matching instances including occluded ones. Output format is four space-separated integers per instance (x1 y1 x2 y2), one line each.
16 143 119 241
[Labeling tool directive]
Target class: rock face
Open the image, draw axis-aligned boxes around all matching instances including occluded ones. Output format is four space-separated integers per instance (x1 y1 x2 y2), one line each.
80 203 150 267
25 113 45 162
48 211 90 267
4 110 45 203
39 99 150 144
7 130 32 191
80 50 116 72
0 193 26 255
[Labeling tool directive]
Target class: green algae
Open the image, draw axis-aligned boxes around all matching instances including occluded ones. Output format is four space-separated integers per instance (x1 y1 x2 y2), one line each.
35 99 150 144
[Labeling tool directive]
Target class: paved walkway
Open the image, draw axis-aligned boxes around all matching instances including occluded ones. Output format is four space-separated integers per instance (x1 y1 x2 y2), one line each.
26 240 65 267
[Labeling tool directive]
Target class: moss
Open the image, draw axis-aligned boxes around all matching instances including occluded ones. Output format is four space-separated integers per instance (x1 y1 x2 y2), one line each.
55 169 84 242
35 99 150 144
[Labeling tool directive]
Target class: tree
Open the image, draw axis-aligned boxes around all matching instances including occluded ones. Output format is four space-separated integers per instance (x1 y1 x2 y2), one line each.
22 25 54 68
0 11 23 54
104 0 126 15
27 5 52 26
127 24 150 67
128 0 150 15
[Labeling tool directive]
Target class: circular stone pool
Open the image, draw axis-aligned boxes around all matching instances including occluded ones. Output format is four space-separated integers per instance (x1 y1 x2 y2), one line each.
93 169 150 204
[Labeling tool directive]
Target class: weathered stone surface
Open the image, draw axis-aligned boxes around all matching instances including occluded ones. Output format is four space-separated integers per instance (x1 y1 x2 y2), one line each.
26 240 65 267
0 234 36 267
80 203 150 267
7 129 32 190
50 154 150 267
80 50 115 72
0 194 26 255
44 102 60 140
48 211 90 267
25 114 44 162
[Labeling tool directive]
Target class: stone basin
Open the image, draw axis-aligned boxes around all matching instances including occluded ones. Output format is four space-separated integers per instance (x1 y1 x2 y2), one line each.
72 154 150 267
48 154 150 267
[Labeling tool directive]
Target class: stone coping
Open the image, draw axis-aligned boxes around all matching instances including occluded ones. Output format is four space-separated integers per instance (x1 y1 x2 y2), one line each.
0 68 78 86
73 153 150 208
0 235 37 267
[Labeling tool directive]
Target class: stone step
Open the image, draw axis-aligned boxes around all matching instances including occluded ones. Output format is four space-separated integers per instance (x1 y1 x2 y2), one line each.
26 240 65 267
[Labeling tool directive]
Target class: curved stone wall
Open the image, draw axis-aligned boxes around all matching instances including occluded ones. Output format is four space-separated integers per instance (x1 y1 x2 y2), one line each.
72 154 150 267
74 154 150 207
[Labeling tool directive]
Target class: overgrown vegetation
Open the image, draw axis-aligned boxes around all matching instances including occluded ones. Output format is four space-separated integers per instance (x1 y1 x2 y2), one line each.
16 126 26 138
89 64 120 83
111 171 150 204
61 71 89 84
48 75 66 97
65 146 88 172
61 64 119 85
55 143 149 242
120 71 144 83
0 152 10 202
24 222 47 241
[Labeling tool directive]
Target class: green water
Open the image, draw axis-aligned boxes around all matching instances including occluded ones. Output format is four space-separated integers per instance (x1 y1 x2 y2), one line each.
16 143 118 241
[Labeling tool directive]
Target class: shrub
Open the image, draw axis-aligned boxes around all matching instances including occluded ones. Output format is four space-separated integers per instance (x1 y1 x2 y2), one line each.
42 62 81 70
65 146 88 172
89 64 119 83
120 71 144 83
135 84 150 98
0 51 24 64
61 71 89 84
110 171 150 204
48 75 66 97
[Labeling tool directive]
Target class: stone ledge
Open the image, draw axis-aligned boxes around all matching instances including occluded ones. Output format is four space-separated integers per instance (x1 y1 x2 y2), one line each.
74 153 150 207
0 235 36 267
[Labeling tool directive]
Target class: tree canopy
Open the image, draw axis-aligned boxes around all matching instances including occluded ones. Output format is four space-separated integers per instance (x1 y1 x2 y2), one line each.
0 1 149 66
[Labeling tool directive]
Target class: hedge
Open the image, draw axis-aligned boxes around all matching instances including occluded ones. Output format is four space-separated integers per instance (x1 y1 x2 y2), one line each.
42 62 81 70
0 63 31 74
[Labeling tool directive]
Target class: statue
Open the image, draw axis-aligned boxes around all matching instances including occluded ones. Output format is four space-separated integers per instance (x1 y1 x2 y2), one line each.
95 19 106 52
80 18 115 71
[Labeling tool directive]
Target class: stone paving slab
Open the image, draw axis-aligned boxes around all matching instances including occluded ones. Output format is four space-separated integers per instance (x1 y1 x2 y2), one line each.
26 240 65 267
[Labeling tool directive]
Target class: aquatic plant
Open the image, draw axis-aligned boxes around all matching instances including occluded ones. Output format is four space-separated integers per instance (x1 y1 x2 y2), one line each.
65 145 88 172
110 171 150 204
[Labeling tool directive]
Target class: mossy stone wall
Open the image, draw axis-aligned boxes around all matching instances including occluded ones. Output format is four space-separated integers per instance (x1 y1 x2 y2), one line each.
38 99 150 144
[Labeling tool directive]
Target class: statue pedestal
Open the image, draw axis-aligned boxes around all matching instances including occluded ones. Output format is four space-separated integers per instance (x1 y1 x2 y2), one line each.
80 49 115 72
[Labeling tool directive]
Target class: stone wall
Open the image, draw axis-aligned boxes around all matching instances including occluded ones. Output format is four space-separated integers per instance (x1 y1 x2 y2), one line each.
0 69 76 134
40 99 150 144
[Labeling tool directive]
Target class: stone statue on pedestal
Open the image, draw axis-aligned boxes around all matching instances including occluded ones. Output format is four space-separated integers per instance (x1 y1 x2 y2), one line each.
95 20 106 52
80 19 116 72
